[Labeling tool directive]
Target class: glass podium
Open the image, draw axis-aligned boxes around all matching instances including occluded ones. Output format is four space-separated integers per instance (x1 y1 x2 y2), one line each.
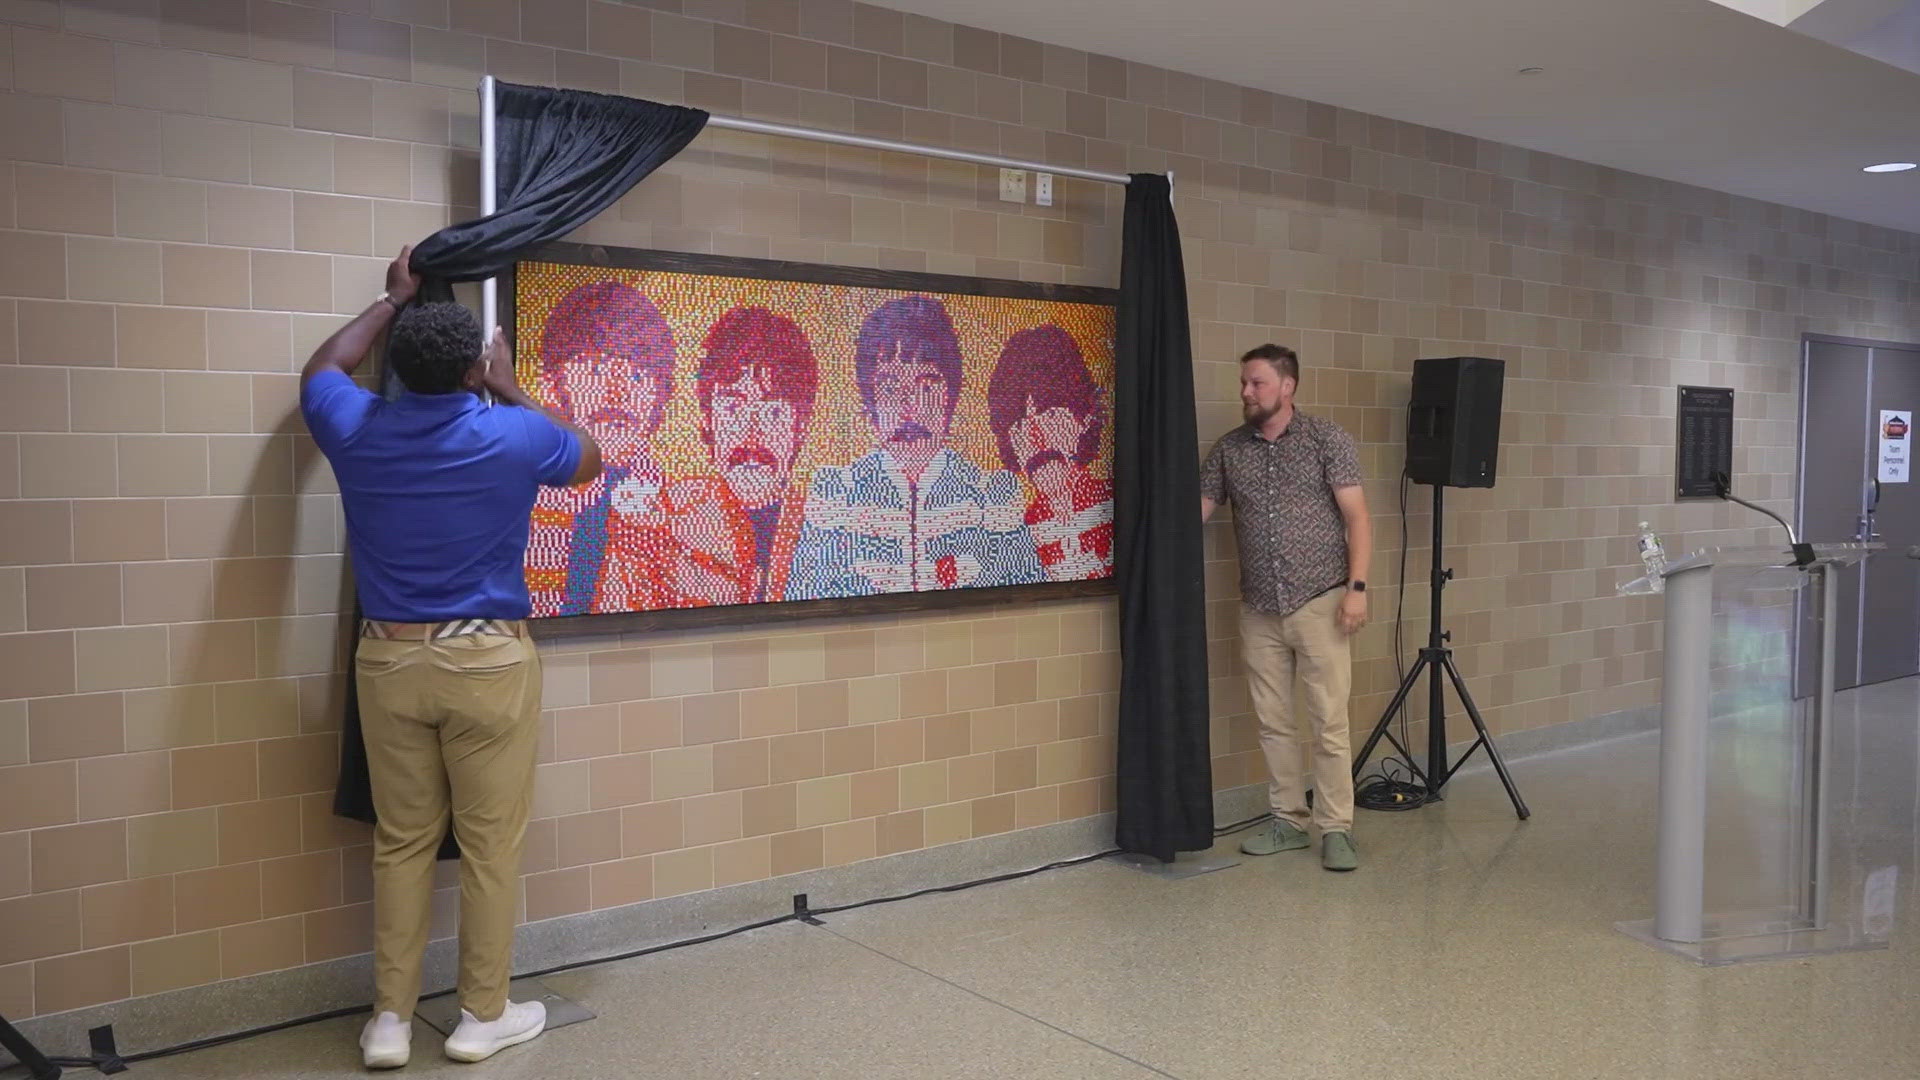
1617 542 1897 964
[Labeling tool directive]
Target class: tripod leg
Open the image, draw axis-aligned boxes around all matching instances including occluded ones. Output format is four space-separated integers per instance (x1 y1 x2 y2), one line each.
1441 655 1530 820
1351 655 1428 779
0 1013 62 1080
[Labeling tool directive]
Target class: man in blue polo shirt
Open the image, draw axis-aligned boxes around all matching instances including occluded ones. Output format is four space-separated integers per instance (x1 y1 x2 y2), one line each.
301 248 601 1068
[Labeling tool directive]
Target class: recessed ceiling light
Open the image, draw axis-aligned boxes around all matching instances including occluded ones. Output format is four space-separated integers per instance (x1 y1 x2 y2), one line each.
1517 67 1545 75
1863 162 1917 173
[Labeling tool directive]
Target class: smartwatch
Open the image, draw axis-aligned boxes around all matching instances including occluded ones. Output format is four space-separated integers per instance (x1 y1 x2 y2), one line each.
1348 580 1366 592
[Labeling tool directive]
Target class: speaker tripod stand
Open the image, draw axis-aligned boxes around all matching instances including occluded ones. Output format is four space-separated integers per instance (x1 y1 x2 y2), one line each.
0 1012 61 1079
1352 482 1529 820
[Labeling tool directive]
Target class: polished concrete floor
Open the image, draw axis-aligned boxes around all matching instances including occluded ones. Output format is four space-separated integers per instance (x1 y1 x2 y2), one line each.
64 680 1920 1079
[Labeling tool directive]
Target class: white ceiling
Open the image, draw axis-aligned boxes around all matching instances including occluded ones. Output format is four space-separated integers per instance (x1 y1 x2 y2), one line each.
867 0 1920 234
1778 0 1920 79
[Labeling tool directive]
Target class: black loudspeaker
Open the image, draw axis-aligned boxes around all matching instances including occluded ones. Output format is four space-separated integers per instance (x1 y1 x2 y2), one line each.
1406 356 1504 488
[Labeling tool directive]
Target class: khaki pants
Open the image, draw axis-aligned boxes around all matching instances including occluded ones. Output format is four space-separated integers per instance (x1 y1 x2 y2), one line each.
355 627 541 1021
1241 590 1354 834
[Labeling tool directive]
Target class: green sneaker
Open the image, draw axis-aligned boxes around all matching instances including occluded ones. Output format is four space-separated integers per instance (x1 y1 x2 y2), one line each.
1239 819 1310 856
1321 831 1358 871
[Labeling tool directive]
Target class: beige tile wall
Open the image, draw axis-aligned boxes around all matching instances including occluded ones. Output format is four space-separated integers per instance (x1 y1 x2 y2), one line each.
4 0 1917 1022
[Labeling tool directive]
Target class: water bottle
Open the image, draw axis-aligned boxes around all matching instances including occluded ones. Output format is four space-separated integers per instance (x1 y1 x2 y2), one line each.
1637 521 1667 592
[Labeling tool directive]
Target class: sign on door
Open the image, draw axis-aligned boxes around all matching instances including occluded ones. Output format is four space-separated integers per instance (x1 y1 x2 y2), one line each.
1881 410 1910 482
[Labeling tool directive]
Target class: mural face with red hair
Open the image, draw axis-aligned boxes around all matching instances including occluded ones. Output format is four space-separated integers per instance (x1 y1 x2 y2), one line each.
986 324 1105 488
985 323 1113 582
697 307 819 511
540 280 676 473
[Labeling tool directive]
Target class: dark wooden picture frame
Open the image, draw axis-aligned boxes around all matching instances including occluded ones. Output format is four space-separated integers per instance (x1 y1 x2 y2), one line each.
505 241 1121 640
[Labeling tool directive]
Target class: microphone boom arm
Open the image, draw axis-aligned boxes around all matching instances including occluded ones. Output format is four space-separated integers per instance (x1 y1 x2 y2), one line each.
1711 470 1809 563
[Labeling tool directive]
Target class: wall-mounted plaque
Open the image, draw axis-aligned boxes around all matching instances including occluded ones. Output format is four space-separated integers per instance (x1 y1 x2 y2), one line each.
1675 385 1734 499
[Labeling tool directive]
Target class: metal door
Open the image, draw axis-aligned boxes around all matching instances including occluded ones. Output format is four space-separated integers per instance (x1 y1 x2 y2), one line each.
1859 349 1920 684
1797 337 1920 692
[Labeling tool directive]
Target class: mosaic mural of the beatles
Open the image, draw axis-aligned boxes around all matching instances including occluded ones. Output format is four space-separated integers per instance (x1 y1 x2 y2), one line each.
515 253 1116 620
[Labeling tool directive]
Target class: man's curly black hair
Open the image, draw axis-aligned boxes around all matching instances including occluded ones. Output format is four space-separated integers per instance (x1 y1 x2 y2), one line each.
387 302 484 394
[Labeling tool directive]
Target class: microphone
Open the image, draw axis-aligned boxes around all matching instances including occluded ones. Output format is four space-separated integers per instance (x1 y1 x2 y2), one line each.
1708 470 1812 567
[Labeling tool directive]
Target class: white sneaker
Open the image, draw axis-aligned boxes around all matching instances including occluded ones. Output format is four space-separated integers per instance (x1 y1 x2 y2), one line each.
443 999 547 1063
360 1010 412 1069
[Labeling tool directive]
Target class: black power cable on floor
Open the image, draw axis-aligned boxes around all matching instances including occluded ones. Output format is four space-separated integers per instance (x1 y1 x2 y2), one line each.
1356 467 1432 813
1355 762 1433 811
1213 812 1271 837
28 822 1268 1075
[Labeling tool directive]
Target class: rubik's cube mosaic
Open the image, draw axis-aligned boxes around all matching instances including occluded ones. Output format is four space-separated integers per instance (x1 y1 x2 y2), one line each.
515 255 1117 618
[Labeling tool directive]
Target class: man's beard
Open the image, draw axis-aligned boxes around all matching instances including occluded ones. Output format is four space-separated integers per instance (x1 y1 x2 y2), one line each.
1243 400 1278 425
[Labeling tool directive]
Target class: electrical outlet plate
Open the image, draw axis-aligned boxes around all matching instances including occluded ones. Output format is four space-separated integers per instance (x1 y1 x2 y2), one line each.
1035 172 1053 206
999 168 1027 203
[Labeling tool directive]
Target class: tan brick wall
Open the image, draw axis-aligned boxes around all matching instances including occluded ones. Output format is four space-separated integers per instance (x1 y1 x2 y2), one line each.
2 0 1915 1020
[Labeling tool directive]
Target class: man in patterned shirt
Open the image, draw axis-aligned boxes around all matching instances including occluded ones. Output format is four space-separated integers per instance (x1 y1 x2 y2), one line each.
1201 344 1373 871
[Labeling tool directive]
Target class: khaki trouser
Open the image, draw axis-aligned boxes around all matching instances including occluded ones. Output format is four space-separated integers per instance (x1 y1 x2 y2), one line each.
355 625 541 1022
1241 590 1355 834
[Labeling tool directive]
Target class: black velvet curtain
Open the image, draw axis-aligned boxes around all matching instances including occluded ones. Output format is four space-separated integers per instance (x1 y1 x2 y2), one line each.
1112 174 1215 862
413 82 708 291
332 87 707 854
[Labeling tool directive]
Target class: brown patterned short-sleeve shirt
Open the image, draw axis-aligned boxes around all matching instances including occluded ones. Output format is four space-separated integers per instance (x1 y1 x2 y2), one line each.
1200 411 1363 616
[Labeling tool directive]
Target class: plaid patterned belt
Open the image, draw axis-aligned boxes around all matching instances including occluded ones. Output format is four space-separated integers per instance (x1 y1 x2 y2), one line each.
360 618 527 640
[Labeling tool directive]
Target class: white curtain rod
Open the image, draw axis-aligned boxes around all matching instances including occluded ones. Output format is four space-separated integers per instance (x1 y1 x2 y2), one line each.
704 113 1133 186
480 75 500 335
476 75 1163 331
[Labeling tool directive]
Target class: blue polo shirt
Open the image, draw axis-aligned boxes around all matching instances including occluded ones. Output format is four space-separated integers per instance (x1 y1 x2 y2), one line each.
301 369 581 622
